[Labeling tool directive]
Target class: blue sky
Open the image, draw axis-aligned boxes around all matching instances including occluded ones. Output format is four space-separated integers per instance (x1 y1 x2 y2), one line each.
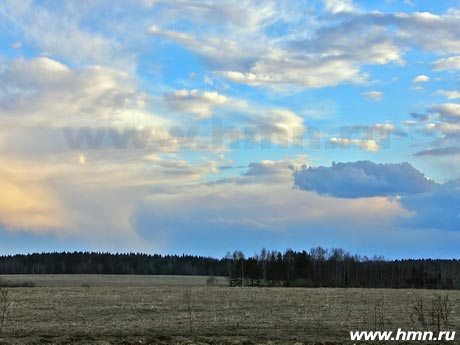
0 0 459 258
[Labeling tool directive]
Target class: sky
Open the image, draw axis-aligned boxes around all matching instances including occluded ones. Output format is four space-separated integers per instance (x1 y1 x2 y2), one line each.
0 0 459 259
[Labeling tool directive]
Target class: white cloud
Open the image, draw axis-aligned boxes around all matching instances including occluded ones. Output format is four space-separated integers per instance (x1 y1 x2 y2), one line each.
230 106 307 147
0 1 133 69
432 56 460 71
413 75 430 83
429 103 460 122
363 91 383 101
144 3 460 91
164 89 230 118
329 138 381 152
0 57 310 248
0 57 171 130
323 0 357 14
147 25 258 70
143 163 408 236
435 90 460 99
0 57 222 247
412 103 460 156
0 156 69 231
219 55 367 90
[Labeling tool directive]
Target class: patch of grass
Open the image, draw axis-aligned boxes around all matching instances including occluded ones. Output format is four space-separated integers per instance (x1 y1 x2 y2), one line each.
0 278 35 288
0 287 10 334
0 275 457 344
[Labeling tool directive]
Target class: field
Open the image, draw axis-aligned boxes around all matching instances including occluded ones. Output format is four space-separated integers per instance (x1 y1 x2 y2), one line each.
0 275 459 344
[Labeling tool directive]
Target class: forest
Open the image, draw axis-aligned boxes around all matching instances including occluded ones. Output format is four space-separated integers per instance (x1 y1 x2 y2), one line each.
0 248 459 289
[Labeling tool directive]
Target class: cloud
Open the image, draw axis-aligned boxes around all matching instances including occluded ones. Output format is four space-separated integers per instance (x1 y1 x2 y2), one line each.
323 0 357 14
421 122 460 144
136 161 409 253
409 102 460 157
0 57 222 249
428 103 460 123
326 122 401 152
0 156 68 231
243 160 296 177
3 1 460 255
403 180 460 231
293 161 460 233
435 90 460 99
432 56 460 71
196 100 307 149
293 161 434 198
393 12 460 54
0 56 308 250
413 75 430 83
242 11 459 89
218 9 460 90
410 111 430 121
363 91 383 101
329 138 381 152
0 1 133 69
144 2 460 91
0 57 173 130
133 159 459 255
414 146 460 156
146 25 258 70
164 89 230 118
11 41 22 49
218 54 367 90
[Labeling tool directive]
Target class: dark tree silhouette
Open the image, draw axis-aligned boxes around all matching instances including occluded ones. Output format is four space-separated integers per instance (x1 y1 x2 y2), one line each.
0 248 459 289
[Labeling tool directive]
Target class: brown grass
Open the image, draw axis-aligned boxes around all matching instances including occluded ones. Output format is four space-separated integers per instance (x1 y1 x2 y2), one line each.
0 275 458 344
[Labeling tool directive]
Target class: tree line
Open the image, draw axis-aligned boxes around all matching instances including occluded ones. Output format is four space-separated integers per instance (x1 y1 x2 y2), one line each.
0 248 459 289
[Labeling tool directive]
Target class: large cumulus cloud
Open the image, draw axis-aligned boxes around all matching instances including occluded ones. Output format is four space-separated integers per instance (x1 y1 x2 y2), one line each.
293 161 460 232
403 179 460 231
293 161 434 198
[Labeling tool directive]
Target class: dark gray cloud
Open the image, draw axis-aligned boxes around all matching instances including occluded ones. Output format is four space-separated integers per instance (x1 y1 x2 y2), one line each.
293 161 434 198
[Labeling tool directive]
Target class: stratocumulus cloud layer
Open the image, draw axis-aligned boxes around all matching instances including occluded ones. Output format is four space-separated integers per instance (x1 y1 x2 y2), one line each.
0 0 459 258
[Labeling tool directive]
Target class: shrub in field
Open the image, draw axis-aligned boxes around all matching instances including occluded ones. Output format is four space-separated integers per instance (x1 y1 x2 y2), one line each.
411 295 452 332
431 295 452 332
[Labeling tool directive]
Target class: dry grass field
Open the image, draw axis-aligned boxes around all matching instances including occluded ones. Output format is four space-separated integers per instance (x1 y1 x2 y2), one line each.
0 275 459 344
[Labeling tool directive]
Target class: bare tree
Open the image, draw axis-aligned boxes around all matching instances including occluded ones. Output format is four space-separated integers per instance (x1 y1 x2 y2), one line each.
411 296 428 329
